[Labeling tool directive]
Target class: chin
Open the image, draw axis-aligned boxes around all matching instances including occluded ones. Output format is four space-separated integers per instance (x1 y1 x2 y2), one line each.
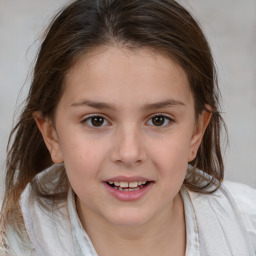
104 208 151 227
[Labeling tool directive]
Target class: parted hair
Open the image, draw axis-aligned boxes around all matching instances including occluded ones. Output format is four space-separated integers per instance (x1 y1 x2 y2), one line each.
1 0 226 247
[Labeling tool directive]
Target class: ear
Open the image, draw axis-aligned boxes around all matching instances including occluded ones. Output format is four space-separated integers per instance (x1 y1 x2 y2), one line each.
33 111 64 164
188 108 212 162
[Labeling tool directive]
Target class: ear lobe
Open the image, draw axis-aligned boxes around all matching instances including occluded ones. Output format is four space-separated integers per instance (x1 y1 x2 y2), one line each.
33 111 64 164
188 109 212 162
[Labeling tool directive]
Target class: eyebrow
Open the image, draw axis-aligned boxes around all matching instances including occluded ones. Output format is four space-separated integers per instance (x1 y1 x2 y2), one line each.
71 100 116 110
142 99 185 110
71 99 185 110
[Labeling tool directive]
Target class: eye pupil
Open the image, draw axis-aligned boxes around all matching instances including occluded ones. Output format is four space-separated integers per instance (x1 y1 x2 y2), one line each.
152 116 165 126
91 116 104 126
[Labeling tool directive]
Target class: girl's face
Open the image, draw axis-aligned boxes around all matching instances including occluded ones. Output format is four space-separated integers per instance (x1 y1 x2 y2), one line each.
37 46 210 227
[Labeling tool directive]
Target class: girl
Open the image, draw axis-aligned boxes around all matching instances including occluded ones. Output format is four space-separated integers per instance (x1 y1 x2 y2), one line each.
1 0 255 255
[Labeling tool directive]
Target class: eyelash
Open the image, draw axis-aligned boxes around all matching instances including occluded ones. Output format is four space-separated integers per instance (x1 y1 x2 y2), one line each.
146 114 174 127
81 114 110 127
81 114 174 128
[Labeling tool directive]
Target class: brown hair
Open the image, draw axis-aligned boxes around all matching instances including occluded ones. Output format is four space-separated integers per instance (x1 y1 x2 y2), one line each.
1 0 226 247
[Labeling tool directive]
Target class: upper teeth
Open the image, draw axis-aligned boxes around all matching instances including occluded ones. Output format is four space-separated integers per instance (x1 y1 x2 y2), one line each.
108 181 147 188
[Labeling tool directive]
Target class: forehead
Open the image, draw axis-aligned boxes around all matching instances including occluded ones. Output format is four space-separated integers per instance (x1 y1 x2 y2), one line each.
63 46 193 108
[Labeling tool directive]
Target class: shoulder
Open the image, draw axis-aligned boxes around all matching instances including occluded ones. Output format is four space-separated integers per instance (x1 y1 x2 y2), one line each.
223 180 256 212
19 164 75 255
186 177 256 254
223 180 256 251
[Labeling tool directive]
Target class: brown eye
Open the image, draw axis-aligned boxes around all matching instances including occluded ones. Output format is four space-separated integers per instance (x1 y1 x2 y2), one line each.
91 116 104 126
153 116 165 126
147 115 172 127
83 115 108 127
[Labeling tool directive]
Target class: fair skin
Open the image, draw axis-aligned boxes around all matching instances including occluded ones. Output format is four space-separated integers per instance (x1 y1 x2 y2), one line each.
35 46 211 256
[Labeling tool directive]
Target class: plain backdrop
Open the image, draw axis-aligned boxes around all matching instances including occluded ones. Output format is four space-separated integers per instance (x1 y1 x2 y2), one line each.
0 0 256 199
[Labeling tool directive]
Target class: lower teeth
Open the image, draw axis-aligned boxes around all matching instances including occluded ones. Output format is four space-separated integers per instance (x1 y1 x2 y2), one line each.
115 186 141 191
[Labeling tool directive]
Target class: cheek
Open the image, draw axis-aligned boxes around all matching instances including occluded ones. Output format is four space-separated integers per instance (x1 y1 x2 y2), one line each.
58 127 105 164
150 132 191 178
58 135 108 187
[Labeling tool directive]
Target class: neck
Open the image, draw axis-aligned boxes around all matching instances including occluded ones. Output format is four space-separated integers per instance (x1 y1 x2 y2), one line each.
76 193 186 256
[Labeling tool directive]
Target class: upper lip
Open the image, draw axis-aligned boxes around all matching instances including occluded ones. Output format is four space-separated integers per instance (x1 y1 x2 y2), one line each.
104 176 152 182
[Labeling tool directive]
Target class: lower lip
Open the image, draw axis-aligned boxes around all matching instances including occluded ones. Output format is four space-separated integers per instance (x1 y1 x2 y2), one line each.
103 182 153 201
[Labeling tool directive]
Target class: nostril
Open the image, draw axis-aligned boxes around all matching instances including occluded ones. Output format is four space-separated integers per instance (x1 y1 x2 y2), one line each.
110 135 147 167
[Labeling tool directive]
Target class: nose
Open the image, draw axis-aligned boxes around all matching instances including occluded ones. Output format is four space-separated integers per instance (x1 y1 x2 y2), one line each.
110 125 147 167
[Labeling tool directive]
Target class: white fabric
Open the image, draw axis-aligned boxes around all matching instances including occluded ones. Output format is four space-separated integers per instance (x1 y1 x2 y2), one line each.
187 184 255 255
2 164 256 255
224 180 256 252
20 176 75 256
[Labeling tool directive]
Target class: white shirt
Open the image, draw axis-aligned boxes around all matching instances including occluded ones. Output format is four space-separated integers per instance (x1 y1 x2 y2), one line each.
2 164 256 255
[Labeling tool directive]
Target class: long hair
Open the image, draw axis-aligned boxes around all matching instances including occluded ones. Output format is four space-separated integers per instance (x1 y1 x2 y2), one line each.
1 0 226 247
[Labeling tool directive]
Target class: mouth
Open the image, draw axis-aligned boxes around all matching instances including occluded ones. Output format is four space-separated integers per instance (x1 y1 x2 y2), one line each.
103 176 154 201
105 180 151 192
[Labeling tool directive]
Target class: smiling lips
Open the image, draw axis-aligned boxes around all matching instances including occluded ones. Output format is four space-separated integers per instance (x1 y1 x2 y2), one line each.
106 181 148 191
104 177 154 201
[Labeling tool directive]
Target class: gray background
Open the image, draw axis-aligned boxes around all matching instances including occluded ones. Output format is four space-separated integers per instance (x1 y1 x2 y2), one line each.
1 0 256 199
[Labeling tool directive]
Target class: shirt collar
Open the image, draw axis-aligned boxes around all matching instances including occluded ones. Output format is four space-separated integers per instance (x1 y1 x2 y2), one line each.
67 185 200 256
